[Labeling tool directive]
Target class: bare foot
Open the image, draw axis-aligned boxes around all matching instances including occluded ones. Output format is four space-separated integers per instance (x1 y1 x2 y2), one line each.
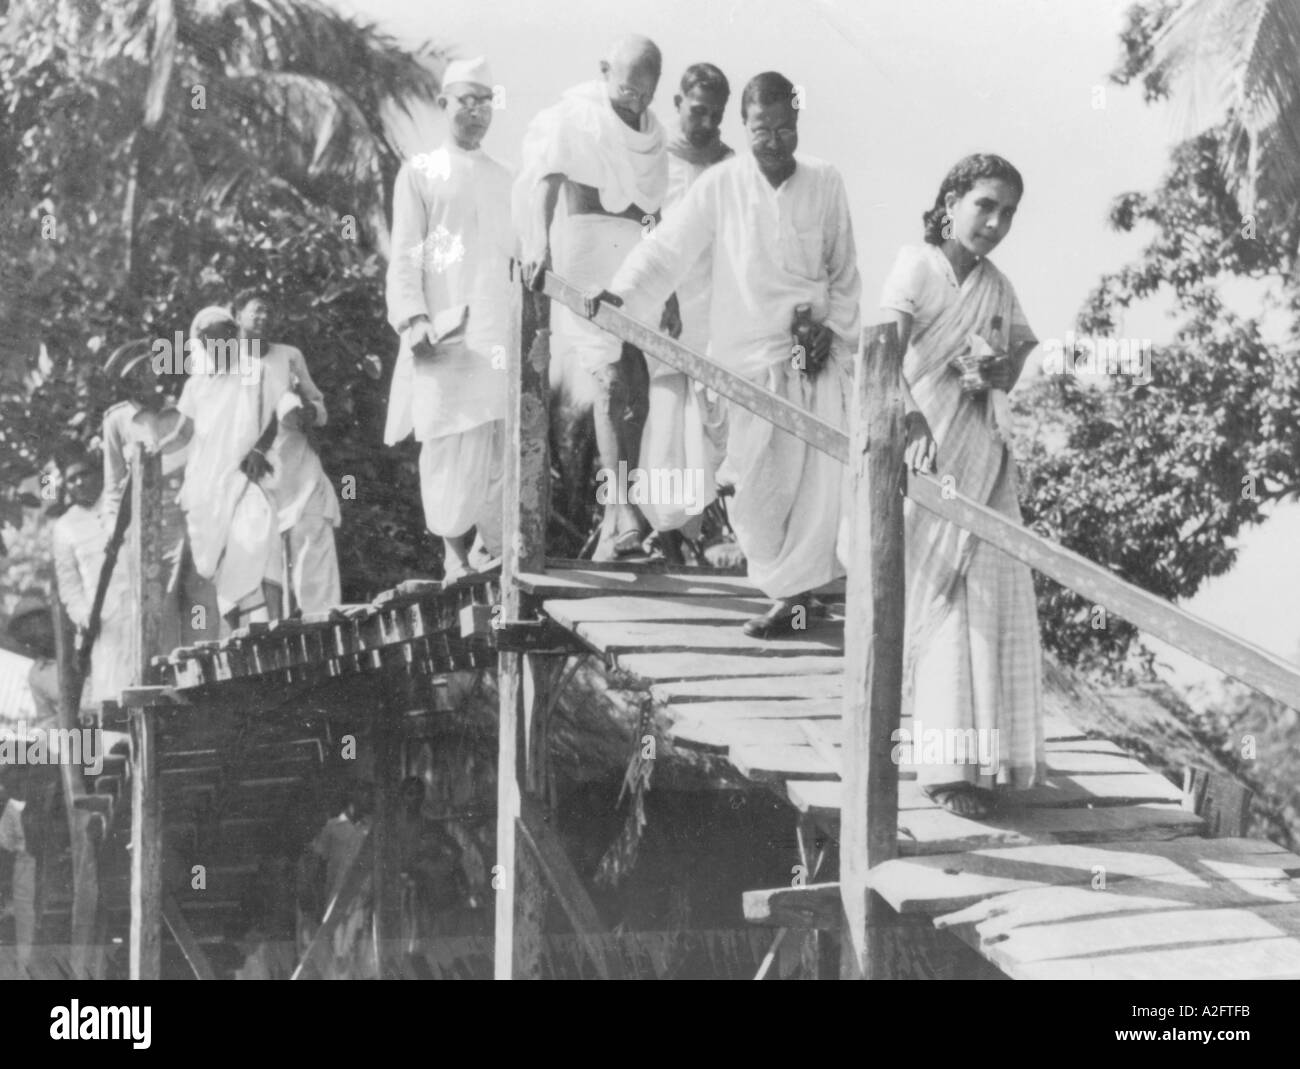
921 783 994 820
443 535 471 582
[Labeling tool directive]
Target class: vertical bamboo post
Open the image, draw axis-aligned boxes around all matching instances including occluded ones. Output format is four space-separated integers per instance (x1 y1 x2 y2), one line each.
494 277 552 979
128 444 164 980
51 591 99 978
372 676 403 976
839 323 906 979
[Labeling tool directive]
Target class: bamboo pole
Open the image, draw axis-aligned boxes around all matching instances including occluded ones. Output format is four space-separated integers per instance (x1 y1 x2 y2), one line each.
128 445 164 980
839 324 906 978
495 280 553 979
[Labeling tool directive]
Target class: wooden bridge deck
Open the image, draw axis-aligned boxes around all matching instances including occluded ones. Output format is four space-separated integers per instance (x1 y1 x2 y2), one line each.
100 560 1300 980
529 565 1300 981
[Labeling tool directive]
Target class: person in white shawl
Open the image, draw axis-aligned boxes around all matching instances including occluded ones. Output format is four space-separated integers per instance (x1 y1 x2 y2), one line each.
603 73 934 637
516 34 673 560
879 153 1046 818
165 307 284 631
385 55 514 581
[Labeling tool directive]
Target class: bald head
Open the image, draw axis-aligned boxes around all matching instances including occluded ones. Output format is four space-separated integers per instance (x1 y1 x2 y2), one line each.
600 34 662 123
607 34 661 76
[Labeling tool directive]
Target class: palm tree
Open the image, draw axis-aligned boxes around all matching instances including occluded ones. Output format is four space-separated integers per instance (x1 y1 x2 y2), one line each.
1145 0 1300 221
19 0 446 305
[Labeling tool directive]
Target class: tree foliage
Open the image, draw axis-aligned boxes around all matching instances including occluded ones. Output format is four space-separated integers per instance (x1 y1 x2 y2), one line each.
1013 5 1300 675
0 0 447 598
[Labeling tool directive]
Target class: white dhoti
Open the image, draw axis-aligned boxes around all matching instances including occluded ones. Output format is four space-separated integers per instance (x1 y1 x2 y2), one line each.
90 605 134 707
418 421 505 555
638 367 725 533
550 214 644 380
284 481 342 615
727 349 851 599
203 474 283 618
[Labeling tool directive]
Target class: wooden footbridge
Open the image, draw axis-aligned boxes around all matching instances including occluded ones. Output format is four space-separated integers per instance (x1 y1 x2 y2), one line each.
35 270 1300 980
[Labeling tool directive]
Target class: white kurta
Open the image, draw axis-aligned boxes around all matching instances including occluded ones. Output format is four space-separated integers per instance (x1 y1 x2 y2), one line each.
260 343 340 613
385 145 514 444
610 153 862 597
384 142 514 552
53 499 132 705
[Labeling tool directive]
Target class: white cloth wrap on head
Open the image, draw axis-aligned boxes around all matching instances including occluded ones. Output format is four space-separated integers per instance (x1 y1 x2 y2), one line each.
189 304 235 339
443 56 494 90
511 80 667 254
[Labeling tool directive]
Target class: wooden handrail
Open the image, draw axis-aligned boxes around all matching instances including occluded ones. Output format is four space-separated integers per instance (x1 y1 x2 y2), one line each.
537 268 1300 713
906 471 1300 711
540 272 848 464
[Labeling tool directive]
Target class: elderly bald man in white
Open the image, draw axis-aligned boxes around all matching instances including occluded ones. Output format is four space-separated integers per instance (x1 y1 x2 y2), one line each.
385 56 516 581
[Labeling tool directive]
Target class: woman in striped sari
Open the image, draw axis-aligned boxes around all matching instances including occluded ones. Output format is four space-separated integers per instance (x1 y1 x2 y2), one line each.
880 154 1047 818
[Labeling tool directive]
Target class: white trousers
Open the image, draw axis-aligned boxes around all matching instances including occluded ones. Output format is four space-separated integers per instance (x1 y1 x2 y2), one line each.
418 421 505 555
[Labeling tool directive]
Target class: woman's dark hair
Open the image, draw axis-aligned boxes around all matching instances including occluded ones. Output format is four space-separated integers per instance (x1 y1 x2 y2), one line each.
740 71 796 121
922 153 1024 245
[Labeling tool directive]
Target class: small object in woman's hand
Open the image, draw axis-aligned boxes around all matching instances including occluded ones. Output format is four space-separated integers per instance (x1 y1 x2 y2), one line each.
952 333 997 395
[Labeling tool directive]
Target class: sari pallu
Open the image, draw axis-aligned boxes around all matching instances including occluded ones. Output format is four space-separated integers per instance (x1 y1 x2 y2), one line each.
901 257 1045 789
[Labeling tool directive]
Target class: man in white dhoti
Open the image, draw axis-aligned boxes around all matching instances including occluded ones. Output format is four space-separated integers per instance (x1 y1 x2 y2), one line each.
640 62 734 561
168 307 284 631
234 290 342 614
52 455 133 706
516 35 674 560
604 72 934 636
385 55 512 582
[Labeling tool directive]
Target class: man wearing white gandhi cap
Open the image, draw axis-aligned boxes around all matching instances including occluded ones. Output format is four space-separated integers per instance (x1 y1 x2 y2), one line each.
385 55 515 580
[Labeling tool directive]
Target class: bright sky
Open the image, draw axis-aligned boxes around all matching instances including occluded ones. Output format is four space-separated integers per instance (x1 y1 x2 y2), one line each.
331 0 1297 693
337 0 1175 346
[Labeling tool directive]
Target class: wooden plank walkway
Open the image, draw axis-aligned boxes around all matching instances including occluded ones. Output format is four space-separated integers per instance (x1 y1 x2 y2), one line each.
535 568 1300 979
538 578 1202 856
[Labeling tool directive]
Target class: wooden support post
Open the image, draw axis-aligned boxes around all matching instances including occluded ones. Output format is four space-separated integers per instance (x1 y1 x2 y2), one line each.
372 680 403 976
839 323 906 979
51 591 101 978
495 280 553 979
129 705 162 979
130 444 165 683
129 444 165 980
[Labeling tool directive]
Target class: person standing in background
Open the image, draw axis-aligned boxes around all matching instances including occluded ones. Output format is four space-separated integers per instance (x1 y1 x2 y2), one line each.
52 454 132 709
102 347 217 650
384 55 513 582
639 62 735 562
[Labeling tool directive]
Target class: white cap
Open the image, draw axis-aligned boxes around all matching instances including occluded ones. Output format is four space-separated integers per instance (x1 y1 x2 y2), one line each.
442 56 493 92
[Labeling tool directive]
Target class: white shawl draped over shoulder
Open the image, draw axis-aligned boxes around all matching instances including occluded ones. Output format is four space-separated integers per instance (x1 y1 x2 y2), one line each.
512 81 667 251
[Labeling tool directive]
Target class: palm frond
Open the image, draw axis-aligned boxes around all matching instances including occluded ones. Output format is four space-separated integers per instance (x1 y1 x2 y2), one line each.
1150 0 1300 215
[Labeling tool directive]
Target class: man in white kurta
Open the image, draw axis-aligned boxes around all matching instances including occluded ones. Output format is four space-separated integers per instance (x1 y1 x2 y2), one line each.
607 73 861 636
385 56 512 581
639 63 734 553
515 35 670 560
52 457 133 706
234 291 342 613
